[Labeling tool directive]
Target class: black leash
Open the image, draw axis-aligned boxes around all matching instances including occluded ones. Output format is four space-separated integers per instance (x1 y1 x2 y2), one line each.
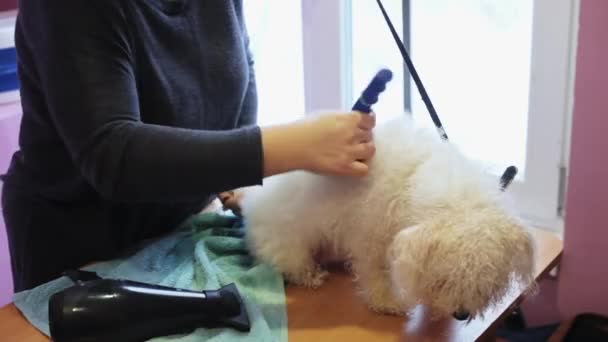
375 0 517 190
375 0 448 141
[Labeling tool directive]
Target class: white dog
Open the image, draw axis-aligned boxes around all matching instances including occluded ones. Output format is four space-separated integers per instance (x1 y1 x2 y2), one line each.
239 113 536 320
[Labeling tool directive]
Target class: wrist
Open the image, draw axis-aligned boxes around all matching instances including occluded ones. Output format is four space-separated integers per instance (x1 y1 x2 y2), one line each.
260 122 310 177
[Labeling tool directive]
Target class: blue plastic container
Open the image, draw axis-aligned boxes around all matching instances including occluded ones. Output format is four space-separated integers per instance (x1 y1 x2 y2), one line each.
0 10 18 104
0 46 17 93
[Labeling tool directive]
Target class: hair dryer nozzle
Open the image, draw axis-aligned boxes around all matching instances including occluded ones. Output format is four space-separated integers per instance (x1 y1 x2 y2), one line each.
212 283 251 332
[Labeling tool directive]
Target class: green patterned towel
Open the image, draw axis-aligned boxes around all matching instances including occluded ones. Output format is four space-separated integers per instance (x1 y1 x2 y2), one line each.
13 212 287 342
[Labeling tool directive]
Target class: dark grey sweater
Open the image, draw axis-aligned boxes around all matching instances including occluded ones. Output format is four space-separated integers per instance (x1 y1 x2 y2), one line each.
1 0 264 287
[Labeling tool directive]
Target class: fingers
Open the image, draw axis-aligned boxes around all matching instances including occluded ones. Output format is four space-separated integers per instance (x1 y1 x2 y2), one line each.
224 199 242 215
338 142 375 177
218 190 243 215
351 141 376 161
218 191 233 203
353 128 373 143
349 114 376 177
354 112 376 130
346 160 370 177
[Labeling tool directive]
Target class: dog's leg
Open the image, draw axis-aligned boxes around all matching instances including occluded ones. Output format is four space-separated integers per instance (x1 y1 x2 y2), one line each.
283 261 329 289
275 250 329 289
250 238 329 288
350 250 407 315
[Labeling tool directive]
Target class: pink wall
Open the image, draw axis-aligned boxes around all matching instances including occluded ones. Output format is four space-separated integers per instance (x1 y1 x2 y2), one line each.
0 103 21 306
520 0 608 326
0 0 16 12
557 0 608 318
0 0 18 307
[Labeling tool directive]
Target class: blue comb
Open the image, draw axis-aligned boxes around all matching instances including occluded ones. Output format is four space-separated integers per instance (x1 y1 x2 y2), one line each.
352 69 393 114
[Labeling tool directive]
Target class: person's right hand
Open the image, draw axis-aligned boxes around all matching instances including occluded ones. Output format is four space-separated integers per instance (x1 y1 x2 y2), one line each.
261 111 376 178
297 111 376 176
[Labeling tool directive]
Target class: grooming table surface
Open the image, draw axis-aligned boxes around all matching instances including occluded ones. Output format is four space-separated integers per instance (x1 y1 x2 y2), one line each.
0 227 562 342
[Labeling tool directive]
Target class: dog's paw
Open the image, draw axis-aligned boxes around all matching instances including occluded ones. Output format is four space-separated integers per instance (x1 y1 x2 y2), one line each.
359 286 408 316
367 299 407 316
286 266 329 289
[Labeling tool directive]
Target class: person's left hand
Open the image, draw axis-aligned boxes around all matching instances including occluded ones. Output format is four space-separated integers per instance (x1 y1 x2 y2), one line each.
218 189 244 216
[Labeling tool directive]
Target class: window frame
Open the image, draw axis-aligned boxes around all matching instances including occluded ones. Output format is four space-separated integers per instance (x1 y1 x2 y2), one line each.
301 0 352 112
507 0 580 232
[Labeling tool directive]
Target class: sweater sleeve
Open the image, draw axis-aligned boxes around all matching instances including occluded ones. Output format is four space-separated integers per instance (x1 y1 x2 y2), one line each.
237 33 259 128
18 0 264 202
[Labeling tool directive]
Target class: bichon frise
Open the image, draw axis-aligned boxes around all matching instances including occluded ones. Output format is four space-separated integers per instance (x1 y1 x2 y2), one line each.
239 113 536 320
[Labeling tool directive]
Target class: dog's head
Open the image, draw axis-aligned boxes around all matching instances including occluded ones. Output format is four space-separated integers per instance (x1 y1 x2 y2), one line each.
387 206 536 321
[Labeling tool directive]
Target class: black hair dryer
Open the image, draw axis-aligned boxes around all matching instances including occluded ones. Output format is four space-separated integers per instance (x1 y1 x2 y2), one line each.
48 271 250 342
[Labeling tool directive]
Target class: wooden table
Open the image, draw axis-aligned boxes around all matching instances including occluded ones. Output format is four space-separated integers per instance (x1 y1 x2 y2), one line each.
0 227 562 342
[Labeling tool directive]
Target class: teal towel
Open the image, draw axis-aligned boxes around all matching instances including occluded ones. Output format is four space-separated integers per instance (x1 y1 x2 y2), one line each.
13 212 287 342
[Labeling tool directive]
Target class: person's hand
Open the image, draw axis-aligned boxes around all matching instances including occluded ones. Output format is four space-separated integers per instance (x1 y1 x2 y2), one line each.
261 111 376 177
218 189 244 216
298 111 376 176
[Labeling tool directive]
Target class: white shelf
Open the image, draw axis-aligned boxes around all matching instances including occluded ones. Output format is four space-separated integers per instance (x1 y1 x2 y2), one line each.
0 10 15 49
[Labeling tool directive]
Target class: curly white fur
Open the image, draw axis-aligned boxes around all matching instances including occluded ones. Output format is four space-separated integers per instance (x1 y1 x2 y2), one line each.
240 113 536 320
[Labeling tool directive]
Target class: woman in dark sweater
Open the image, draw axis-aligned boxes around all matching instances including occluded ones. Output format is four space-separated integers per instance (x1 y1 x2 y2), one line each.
0 0 375 291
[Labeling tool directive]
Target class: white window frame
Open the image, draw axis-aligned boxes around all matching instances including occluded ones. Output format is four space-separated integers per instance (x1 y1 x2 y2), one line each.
507 0 579 232
301 0 352 112
302 0 579 233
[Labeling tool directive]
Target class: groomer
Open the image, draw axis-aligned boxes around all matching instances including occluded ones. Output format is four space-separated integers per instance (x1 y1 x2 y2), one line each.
1 0 376 291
